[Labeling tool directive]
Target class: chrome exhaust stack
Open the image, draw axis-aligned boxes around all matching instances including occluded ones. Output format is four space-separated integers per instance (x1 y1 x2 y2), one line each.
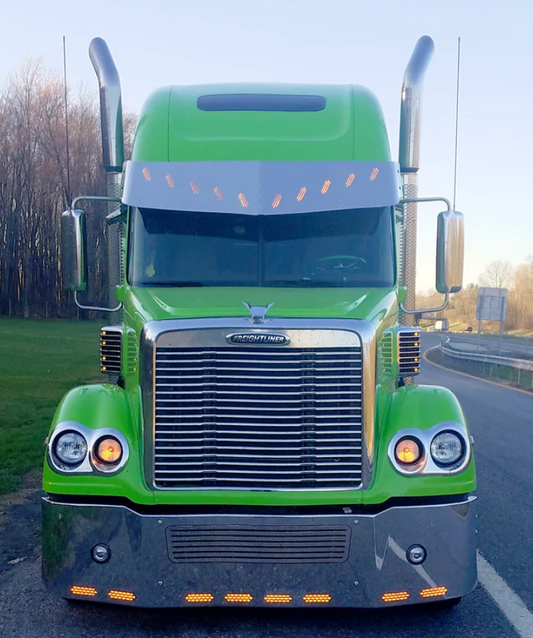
398 36 435 327
89 37 125 322
399 36 435 173
89 37 125 173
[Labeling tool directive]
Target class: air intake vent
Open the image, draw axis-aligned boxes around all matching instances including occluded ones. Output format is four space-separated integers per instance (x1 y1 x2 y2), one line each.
381 331 393 374
126 329 138 375
166 524 351 563
100 327 122 374
398 328 421 377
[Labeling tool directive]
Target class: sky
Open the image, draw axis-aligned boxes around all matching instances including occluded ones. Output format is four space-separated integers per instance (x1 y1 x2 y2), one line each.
2 0 532 293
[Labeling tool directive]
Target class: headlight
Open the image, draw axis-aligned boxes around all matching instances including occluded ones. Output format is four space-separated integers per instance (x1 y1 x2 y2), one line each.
430 431 464 465
94 437 123 464
54 431 87 465
394 437 422 465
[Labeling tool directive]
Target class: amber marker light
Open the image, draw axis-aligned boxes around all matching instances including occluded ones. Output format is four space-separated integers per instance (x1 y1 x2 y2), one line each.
190 181 199 194
108 589 136 602
214 187 223 200
420 586 448 598
303 593 332 604
71 586 98 597
142 167 151 181
345 173 355 187
166 174 175 188
320 179 331 194
395 438 421 464
382 591 410 603
238 193 249 208
272 193 282 208
225 593 253 603
264 594 292 604
369 167 379 181
95 438 123 464
185 593 214 603
296 187 307 202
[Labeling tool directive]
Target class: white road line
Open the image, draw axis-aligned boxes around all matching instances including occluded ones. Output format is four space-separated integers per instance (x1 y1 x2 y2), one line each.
477 551 533 637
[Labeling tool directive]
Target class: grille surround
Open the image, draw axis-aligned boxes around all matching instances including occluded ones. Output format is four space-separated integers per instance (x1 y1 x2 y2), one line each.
142 319 376 492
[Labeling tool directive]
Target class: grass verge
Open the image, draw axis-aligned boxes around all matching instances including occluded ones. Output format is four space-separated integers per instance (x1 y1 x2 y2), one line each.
0 319 101 494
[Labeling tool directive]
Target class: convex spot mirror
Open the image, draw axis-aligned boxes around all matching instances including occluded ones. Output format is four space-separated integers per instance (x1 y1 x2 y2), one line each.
436 210 464 294
61 209 88 292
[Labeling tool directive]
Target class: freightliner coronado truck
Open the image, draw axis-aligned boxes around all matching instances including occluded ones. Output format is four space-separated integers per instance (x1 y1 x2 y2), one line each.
43 36 476 609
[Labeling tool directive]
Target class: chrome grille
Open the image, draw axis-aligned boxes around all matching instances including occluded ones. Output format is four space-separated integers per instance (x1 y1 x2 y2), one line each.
166 524 351 563
154 345 363 489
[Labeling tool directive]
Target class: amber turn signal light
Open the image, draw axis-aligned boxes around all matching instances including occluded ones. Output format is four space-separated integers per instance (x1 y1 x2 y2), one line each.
108 589 136 601
303 593 331 603
395 438 421 464
382 591 410 602
95 438 123 464
420 586 448 598
70 585 97 597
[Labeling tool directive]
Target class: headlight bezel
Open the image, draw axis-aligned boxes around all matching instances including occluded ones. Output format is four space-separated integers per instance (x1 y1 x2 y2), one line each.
388 421 470 476
48 421 129 475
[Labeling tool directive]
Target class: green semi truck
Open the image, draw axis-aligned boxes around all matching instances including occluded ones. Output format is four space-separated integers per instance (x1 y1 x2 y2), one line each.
43 36 476 608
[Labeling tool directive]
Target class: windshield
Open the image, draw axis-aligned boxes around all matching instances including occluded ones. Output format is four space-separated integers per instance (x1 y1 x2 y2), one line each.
128 206 395 288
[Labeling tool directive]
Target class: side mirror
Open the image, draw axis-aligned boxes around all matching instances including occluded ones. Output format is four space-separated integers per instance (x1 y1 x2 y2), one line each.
436 210 464 293
61 209 87 292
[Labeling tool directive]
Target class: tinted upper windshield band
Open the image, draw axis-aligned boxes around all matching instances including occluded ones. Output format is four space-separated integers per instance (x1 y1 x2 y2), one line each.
122 160 401 215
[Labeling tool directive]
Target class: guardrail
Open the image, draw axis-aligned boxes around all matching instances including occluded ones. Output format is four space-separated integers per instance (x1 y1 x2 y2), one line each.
438 339 533 389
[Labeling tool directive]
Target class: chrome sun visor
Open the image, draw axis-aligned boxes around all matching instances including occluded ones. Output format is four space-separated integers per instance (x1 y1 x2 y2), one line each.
122 160 401 215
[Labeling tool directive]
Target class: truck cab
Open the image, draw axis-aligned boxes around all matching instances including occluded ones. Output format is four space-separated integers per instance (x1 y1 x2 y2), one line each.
42 37 476 609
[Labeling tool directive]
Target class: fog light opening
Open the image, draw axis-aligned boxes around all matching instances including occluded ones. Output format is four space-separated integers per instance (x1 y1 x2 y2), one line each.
406 544 427 565
91 543 111 564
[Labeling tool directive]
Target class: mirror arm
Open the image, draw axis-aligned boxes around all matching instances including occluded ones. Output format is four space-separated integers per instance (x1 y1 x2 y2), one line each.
71 195 121 209
74 291 123 313
400 292 449 315
400 196 451 211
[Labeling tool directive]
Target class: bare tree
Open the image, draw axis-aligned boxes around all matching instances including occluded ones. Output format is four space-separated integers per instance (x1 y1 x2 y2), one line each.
478 260 514 289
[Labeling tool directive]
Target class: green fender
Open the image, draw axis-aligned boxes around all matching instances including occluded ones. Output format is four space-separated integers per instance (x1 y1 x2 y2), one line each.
364 384 476 503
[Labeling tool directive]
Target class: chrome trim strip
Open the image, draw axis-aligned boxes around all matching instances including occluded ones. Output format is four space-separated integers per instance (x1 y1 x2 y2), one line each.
141 318 376 491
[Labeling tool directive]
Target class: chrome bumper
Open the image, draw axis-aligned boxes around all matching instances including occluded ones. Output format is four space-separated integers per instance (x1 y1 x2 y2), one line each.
42 496 476 608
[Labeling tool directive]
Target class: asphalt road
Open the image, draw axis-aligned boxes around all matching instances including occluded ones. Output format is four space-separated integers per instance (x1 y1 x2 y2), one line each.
1 333 532 637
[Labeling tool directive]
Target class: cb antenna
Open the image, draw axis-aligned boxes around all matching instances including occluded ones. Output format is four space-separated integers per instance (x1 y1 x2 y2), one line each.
453 36 461 210
62 36 71 202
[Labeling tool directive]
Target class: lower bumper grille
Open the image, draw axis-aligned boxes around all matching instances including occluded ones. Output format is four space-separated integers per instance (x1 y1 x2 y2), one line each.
154 343 363 489
166 524 351 563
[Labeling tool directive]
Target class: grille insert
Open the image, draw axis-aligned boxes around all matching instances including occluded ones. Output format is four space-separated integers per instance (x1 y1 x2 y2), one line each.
166 524 351 563
154 345 363 489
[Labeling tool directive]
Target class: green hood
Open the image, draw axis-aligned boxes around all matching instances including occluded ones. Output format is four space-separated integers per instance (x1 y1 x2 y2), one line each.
124 286 398 332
